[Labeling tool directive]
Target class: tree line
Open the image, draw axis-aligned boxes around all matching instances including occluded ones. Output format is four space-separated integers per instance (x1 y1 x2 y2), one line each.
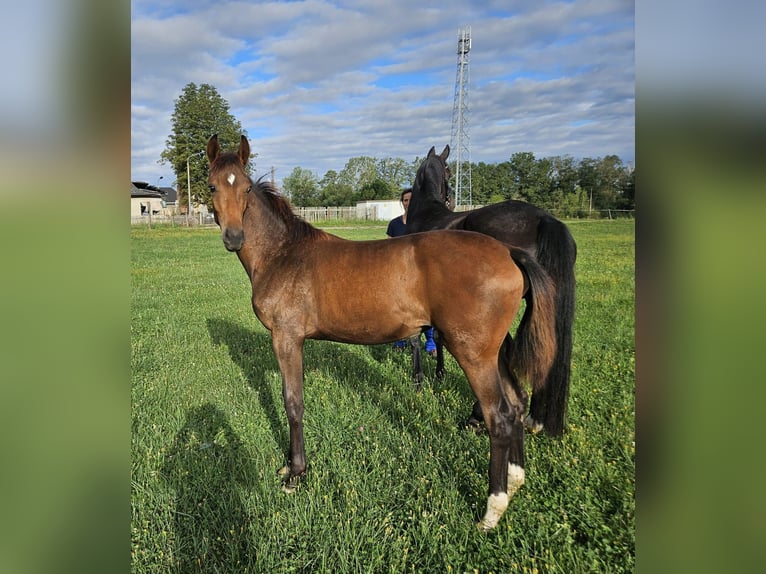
282 152 634 216
160 83 634 217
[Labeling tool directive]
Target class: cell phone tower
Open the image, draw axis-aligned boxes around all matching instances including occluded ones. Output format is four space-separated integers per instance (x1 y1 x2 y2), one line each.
450 26 472 207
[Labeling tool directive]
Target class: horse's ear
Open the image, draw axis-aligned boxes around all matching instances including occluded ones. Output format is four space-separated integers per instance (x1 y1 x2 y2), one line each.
440 145 450 161
206 134 219 163
427 146 436 158
238 135 250 166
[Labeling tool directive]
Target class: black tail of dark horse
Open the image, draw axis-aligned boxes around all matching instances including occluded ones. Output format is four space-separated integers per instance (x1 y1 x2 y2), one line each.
528 216 577 436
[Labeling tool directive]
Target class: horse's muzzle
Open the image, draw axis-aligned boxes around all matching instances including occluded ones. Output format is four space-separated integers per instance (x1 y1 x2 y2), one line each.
222 228 245 251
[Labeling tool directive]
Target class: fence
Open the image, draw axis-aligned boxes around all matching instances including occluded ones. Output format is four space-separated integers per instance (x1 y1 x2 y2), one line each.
130 207 364 227
130 213 216 227
293 206 361 222
130 206 634 227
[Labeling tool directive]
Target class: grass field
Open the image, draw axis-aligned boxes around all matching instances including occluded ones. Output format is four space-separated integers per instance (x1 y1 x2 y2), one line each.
131 219 634 573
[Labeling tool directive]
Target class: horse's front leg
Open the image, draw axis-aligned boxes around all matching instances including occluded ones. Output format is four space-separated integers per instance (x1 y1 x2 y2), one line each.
272 333 306 493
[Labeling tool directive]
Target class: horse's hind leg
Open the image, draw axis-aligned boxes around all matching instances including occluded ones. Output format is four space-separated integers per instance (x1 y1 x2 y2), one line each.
525 390 546 433
433 329 446 381
498 337 527 500
464 400 485 432
409 335 424 391
462 337 511 432
479 414 525 532
522 338 546 434
460 359 523 531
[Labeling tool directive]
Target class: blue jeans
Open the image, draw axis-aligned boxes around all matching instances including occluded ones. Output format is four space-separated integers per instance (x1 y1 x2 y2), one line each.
394 328 436 351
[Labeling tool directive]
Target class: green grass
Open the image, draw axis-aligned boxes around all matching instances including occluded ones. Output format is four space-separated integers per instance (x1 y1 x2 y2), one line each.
131 220 634 573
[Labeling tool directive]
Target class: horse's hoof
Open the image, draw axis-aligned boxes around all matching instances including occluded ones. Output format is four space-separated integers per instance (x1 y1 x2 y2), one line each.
281 481 298 494
281 475 301 494
461 417 486 435
523 415 544 434
477 519 501 533
278 468 303 493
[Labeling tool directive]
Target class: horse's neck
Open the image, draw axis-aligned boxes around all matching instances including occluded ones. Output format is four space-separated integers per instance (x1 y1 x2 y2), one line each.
408 194 457 231
238 196 290 278
235 244 258 279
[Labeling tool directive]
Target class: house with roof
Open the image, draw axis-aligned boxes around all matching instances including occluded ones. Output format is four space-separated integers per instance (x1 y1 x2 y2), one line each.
131 181 178 219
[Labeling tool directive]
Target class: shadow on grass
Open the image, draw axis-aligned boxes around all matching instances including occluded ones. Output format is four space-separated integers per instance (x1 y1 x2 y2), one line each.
207 317 288 453
162 403 254 573
206 318 473 441
205 317 487 518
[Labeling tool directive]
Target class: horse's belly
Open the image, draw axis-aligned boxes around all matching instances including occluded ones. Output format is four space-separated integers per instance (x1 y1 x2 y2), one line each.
313 304 425 345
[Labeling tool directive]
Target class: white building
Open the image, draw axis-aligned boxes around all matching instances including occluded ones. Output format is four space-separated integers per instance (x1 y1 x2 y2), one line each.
355 200 403 221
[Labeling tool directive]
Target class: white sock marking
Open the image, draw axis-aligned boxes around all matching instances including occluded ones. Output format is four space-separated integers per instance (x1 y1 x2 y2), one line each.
507 463 525 498
478 492 509 531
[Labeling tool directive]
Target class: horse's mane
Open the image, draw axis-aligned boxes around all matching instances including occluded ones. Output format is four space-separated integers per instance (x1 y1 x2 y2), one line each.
212 152 329 243
252 178 330 243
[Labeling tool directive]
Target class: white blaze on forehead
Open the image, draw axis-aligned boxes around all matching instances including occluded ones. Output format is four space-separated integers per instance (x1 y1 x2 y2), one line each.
227 173 236 185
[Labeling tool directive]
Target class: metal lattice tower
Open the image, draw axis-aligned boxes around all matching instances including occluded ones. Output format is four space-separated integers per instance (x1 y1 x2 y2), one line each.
450 26 472 207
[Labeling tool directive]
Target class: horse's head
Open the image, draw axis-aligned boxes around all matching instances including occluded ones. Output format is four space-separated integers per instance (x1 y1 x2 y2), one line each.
415 145 451 207
206 134 252 251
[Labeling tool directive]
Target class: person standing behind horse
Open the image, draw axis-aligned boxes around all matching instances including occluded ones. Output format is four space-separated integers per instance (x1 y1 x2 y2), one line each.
386 188 437 356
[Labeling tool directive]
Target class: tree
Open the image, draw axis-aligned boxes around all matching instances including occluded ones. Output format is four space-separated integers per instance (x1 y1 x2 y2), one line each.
618 167 635 210
508 152 553 206
355 179 394 202
338 156 379 194
377 157 415 195
283 167 319 206
578 155 629 212
318 170 354 206
555 185 590 218
160 83 246 211
549 155 579 197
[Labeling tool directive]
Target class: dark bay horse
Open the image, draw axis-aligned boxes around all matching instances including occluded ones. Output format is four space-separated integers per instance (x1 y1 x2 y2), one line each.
407 146 577 437
206 135 558 530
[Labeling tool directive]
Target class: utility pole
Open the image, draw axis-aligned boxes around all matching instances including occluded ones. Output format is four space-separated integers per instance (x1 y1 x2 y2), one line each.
186 150 203 226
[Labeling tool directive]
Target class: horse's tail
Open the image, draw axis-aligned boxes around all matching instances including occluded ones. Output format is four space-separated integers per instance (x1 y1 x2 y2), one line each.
508 247 558 419
528 216 577 436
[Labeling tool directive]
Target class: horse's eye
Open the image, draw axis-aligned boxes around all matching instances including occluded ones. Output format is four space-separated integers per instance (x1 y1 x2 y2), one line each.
209 185 216 193
246 185 252 193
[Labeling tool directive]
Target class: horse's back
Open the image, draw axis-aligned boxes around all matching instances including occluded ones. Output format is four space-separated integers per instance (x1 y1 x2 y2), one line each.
309 230 517 287
411 229 517 273
459 201 549 250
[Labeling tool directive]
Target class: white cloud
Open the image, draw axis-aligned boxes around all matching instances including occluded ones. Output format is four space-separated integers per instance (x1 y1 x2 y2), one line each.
131 0 634 186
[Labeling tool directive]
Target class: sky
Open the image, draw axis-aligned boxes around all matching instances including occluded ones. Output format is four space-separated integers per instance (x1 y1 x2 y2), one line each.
131 0 635 188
